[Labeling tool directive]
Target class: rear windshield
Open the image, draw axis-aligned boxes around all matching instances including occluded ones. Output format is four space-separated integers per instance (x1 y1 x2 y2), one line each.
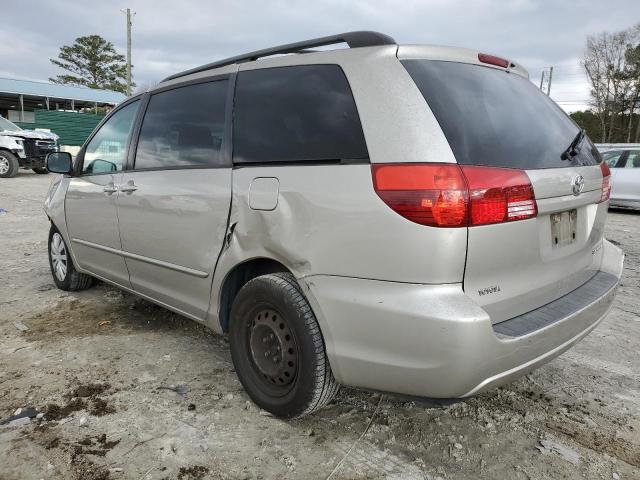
402 60 601 169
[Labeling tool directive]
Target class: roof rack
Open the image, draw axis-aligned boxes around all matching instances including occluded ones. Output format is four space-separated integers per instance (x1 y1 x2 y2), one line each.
162 31 396 82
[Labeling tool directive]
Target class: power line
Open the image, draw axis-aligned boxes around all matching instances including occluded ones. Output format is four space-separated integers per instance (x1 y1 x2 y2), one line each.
549 73 587 77
550 65 584 70
547 62 583 68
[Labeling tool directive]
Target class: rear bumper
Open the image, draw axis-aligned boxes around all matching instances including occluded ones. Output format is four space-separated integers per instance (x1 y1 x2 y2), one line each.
302 239 624 398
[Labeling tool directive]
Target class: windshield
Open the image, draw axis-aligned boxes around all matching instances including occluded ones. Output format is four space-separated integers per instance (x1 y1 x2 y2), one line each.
0 116 21 132
402 60 601 169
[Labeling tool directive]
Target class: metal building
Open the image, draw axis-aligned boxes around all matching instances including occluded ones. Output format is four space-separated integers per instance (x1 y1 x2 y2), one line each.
0 77 126 146
0 77 125 122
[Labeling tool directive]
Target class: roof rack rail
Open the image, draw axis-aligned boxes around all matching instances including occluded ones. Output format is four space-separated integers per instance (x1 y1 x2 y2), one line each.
162 31 396 82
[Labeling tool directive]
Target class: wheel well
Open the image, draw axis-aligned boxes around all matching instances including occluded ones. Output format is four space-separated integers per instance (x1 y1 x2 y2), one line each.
0 147 17 156
219 258 291 332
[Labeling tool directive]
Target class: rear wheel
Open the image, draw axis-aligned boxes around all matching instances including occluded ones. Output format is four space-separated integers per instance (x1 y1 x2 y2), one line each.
48 226 94 291
0 151 19 178
32 167 49 174
229 272 338 418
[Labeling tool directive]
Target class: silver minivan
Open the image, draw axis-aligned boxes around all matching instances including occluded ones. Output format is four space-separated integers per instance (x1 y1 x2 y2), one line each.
44 32 624 418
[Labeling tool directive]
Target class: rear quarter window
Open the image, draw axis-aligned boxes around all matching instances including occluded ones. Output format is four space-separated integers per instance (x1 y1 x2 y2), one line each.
402 60 600 170
134 80 228 170
233 65 368 164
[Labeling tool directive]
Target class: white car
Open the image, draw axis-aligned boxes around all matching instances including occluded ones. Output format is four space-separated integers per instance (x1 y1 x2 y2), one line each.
602 148 640 209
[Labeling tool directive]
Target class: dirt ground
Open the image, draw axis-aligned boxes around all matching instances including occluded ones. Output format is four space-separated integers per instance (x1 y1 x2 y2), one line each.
1 171 639 480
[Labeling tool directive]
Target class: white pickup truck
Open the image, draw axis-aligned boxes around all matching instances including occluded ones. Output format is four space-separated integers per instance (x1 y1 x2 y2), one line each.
0 116 59 178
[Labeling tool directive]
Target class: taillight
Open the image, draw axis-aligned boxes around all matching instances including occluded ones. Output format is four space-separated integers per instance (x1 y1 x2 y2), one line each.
478 53 509 68
371 163 537 227
462 166 537 226
599 162 611 203
371 164 467 227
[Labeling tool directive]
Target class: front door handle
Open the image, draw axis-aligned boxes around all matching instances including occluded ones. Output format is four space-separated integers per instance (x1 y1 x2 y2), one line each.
103 184 118 194
119 180 137 194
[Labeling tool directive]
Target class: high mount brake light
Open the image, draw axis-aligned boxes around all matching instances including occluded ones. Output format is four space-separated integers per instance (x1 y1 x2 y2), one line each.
371 163 538 228
478 53 510 68
599 162 611 203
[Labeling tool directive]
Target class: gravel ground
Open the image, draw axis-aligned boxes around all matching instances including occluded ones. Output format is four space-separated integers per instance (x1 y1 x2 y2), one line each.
1 171 639 480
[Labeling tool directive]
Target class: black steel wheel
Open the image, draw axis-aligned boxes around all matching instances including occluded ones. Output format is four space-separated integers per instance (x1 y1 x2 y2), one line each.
248 307 298 394
229 272 338 418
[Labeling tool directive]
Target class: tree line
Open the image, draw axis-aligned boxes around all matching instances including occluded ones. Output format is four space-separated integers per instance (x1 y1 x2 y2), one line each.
573 24 640 143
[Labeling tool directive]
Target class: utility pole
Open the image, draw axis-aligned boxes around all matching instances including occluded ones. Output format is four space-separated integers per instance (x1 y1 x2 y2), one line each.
539 70 545 90
539 66 554 96
121 8 134 96
547 66 553 96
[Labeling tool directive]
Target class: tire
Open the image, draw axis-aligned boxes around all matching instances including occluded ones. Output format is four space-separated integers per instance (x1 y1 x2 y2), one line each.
48 226 94 291
32 167 49 174
229 272 339 418
0 150 19 178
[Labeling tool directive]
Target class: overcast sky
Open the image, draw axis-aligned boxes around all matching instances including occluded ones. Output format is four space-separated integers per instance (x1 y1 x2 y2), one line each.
2 0 639 112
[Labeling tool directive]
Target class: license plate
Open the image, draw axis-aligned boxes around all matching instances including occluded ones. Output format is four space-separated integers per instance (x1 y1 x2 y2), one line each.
551 209 577 248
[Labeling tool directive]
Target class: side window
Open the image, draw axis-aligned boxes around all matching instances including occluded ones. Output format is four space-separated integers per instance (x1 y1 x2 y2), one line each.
624 151 640 168
134 80 228 169
233 65 368 164
83 100 139 174
603 151 623 168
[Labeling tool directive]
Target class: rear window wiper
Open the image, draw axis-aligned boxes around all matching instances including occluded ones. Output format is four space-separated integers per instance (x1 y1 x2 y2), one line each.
561 129 585 160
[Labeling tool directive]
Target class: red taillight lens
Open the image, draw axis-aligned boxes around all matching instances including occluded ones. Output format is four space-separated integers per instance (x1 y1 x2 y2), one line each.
600 162 611 203
371 163 537 227
462 166 537 226
478 53 509 68
371 164 467 227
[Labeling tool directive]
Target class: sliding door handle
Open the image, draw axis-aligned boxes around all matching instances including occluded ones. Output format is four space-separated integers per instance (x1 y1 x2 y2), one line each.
119 180 137 193
103 184 118 194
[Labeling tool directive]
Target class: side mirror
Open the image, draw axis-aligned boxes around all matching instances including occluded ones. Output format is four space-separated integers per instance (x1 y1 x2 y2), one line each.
46 152 73 174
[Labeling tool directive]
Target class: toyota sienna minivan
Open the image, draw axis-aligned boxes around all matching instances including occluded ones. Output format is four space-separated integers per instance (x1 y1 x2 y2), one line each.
44 31 624 418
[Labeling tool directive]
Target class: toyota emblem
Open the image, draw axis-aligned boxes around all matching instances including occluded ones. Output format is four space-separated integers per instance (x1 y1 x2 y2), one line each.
572 174 585 196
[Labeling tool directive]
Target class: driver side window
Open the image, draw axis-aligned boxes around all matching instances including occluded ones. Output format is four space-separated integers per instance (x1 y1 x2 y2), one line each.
83 100 140 174
603 151 622 168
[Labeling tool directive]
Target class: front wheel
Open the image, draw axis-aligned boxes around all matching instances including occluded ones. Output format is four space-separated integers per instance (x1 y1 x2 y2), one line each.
0 151 19 178
48 226 94 291
32 167 49 174
229 272 339 418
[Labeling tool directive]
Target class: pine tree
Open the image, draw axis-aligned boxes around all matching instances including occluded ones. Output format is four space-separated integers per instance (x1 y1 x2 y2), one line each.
50 35 133 94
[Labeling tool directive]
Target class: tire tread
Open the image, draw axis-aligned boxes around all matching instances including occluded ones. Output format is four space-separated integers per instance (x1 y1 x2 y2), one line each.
48 225 94 291
231 271 339 418
0 151 20 178
266 272 339 417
